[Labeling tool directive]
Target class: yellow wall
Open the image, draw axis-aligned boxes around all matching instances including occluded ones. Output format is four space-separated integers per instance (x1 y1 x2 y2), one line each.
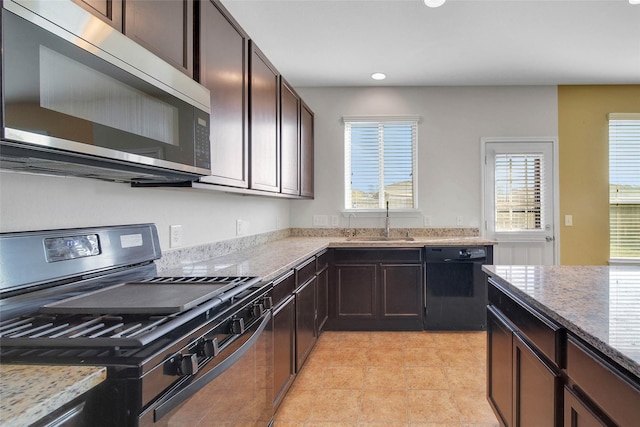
558 85 640 265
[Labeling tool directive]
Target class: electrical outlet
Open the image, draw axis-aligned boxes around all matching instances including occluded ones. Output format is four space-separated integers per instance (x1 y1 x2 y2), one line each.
330 215 339 227
312 215 329 227
170 225 182 248
423 215 432 226
456 215 464 226
236 219 249 236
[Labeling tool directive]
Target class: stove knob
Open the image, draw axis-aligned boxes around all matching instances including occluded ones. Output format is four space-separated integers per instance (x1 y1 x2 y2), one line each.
199 337 219 358
252 303 264 317
262 296 273 309
177 353 198 376
231 318 245 335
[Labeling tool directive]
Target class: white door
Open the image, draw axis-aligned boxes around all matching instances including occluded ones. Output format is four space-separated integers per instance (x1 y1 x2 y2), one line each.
483 139 557 265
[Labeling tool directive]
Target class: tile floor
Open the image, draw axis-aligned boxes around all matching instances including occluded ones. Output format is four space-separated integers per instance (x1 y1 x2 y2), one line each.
273 331 499 427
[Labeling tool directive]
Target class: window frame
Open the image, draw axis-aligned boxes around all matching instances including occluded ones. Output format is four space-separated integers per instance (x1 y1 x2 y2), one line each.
342 115 419 213
608 113 640 263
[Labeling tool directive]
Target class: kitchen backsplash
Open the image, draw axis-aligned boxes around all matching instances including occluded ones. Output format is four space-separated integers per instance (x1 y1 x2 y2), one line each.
156 227 479 273
290 227 479 238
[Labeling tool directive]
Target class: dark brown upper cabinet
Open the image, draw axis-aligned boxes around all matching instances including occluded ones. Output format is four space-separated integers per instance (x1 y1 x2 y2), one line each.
300 101 314 198
196 0 249 188
71 0 123 30
249 42 280 193
124 0 194 77
280 79 300 196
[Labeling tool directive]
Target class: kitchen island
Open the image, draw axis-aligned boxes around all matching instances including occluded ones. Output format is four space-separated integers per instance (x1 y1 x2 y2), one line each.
483 265 640 426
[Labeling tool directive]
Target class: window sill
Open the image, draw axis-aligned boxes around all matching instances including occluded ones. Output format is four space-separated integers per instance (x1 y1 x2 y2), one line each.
609 258 640 266
341 209 422 218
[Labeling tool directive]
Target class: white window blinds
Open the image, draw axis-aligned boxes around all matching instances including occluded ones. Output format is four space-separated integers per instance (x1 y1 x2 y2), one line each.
609 114 640 260
494 153 545 231
344 118 417 209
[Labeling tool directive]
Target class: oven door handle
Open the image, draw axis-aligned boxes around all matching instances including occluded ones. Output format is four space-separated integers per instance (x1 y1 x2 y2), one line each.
152 311 271 422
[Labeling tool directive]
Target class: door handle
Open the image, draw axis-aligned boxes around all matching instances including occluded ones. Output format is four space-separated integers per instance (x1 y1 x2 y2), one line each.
545 236 554 242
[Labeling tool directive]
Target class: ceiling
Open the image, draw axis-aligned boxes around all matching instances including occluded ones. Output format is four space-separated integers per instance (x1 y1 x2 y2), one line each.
220 0 640 87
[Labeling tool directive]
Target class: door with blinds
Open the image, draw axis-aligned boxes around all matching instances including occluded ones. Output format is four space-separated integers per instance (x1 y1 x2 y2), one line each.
484 140 556 265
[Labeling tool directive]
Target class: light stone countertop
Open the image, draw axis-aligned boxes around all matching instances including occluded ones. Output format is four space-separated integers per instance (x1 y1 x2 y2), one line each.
160 236 496 281
0 364 106 427
483 265 640 378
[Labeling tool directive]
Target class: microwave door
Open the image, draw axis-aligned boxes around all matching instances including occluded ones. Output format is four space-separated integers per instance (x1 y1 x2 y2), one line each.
1 3 210 180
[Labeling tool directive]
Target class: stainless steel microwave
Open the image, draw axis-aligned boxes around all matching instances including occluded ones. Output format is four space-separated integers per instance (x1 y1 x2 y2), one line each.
0 0 211 183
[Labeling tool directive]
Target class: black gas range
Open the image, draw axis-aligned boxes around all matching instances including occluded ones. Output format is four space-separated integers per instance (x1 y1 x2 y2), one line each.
0 224 274 427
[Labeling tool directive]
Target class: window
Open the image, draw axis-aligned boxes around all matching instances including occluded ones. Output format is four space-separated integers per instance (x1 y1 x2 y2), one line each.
344 117 418 210
494 153 545 232
609 113 640 260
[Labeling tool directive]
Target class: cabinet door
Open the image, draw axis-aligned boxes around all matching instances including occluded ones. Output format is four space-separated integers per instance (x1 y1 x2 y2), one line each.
273 295 295 410
300 101 314 198
295 277 316 371
280 79 300 195
563 387 607 427
71 0 122 30
513 333 561 427
379 263 422 319
487 306 514 427
197 0 249 187
124 0 193 77
316 267 329 332
333 264 377 321
249 43 280 192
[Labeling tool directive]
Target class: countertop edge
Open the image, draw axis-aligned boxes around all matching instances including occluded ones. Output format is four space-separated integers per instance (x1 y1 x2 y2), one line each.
0 365 107 427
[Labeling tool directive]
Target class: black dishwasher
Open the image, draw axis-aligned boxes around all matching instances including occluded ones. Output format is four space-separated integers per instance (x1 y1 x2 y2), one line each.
424 246 492 330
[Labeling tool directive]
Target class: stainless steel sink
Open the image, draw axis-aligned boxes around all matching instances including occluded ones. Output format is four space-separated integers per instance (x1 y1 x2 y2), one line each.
345 236 415 242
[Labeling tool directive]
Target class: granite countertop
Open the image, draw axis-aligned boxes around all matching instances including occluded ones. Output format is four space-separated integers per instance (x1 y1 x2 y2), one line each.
160 236 496 281
483 265 640 378
0 364 106 427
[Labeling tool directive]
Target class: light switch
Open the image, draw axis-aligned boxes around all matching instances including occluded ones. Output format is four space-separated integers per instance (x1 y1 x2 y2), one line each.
565 215 573 227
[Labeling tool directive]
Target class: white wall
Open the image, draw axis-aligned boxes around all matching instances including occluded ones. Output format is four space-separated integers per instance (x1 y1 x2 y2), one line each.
0 86 558 246
0 171 291 250
293 86 558 230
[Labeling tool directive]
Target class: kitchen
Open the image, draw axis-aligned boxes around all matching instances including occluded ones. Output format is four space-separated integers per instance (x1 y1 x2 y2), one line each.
1 0 639 426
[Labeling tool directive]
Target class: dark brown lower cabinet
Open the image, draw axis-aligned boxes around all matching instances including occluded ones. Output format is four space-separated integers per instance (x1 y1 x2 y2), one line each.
333 263 377 322
487 306 514 427
513 333 561 427
566 336 640 427
273 295 295 410
295 276 316 371
487 280 562 427
328 249 423 330
380 263 423 320
563 387 607 427
316 267 329 332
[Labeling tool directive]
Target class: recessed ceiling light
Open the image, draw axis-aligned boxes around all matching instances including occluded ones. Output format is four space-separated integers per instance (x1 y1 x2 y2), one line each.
630 0 640 4
371 72 386 81
423 0 446 7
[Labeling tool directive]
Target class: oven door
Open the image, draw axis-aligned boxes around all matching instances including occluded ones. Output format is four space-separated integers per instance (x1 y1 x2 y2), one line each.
138 310 273 427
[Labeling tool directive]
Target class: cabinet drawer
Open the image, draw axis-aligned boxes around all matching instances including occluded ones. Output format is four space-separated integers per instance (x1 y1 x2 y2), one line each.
272 270 295 308
566 336 640 427
488 280 563 367
295 257 316 288
316 250 328 273
333 248 422 263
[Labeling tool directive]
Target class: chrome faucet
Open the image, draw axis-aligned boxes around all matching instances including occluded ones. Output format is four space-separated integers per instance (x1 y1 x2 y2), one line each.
383 201 390 238
348 213 356 237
